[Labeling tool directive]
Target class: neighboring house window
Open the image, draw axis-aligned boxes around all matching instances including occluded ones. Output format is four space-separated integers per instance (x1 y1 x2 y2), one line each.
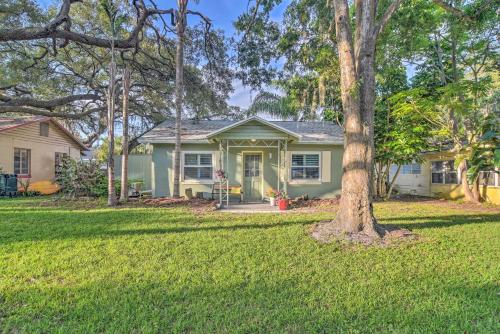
398 163 421 175
55 152 67 177
183 153 213 181
291 153 320 180
479 171 496 186
40 122 49 137
14 148 31 175
431 160 458 184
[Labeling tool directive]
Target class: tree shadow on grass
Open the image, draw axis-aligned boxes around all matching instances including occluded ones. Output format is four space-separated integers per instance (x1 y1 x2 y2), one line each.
379 214 499 230
0 209 316 244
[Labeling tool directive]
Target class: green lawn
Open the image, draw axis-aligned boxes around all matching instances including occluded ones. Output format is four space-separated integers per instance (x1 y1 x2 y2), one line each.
0 198 499 333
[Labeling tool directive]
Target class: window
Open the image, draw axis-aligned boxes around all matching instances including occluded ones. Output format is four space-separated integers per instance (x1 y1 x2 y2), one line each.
479 171 496 186
40 122 49 137
55 152 67 178
291 153 320 180
400 163 421 175
432 160 458 184
183 153 213 181
14 148 31 175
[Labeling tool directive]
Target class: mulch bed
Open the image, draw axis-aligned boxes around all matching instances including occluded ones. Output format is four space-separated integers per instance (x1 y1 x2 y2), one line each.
142 197 218 212
310 220 417 246
289 197 341 211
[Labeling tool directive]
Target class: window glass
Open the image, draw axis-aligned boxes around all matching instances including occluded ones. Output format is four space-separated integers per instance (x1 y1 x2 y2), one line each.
40 122 49 137
411 163 421 174
183 153 213 180
291 154 320 180
14 148 31 175
432 173 443 184
431 161 443 184
433 160 457 184
401 164 412 174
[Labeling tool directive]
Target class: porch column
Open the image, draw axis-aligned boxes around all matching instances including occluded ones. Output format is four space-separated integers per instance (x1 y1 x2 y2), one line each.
284 140 288 195
219 140 223 206
277 140 280 193
226 139 229 207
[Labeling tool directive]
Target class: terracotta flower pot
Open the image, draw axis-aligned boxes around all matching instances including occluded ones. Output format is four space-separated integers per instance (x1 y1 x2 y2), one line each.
278 199 288 210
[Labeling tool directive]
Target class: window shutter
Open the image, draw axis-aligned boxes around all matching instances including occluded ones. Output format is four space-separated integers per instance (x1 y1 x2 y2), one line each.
321 151 331 182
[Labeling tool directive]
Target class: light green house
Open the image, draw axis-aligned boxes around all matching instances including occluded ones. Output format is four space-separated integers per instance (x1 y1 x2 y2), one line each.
138 116 344 204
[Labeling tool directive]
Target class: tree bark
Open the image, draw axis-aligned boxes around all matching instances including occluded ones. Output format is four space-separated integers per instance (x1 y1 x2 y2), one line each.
120 66 131 203
107 61 117 207
458 160 480 204
385 164 401 200
471 176 481 202
173 0 188 198
332 0 379 237
329 0 403 238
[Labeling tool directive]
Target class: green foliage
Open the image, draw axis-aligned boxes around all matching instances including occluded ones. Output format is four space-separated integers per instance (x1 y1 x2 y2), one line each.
55 157 119 198
376 88 434 166
466 112 499 183
0 198 499 332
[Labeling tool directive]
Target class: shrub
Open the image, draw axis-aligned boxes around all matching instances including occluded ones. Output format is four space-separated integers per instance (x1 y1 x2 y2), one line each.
56 157 119 198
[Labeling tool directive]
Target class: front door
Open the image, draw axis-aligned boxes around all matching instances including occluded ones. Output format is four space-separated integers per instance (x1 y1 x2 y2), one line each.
243 153 262 201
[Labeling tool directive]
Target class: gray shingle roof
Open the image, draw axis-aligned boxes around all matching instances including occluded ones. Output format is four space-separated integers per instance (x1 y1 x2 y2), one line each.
139 117 344 144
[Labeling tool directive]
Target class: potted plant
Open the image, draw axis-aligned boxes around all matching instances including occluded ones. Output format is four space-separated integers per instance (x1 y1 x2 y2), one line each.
277 191 289 210
266 188 278 206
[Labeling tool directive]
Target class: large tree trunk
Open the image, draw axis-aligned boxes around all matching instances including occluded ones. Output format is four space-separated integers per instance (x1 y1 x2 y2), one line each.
332 0 379 237
458 160 480 204
120 66 131 203
173 0 188 198
107 61 117 207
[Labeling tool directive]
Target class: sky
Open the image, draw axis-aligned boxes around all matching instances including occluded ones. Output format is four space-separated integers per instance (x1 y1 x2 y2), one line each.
38 0 286 109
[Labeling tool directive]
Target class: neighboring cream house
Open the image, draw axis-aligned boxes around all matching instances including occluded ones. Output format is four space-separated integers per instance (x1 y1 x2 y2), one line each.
0 116 86 194
390 151 500 205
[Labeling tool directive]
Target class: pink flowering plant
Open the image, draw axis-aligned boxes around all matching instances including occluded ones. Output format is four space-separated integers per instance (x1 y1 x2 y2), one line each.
215 169 226 180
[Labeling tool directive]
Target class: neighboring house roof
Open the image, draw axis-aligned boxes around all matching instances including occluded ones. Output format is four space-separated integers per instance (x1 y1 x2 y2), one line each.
0 115 87 150
139 116 344 144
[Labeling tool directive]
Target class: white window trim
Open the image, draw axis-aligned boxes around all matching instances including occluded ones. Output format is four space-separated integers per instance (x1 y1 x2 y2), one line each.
288 151 322 184
181 151 216 184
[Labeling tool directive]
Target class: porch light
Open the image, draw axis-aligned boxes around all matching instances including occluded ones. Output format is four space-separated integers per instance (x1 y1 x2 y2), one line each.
251 138 256 142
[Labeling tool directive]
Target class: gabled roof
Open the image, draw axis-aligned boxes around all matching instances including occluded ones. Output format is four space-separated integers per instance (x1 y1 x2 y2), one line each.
139 118 344 144
206 116 301 139
0 116 87 150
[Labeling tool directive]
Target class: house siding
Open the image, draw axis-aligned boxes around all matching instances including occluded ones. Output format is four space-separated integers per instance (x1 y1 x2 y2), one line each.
0 121 81 193
214 120 293 140
391 151 500 205
150 142 343 199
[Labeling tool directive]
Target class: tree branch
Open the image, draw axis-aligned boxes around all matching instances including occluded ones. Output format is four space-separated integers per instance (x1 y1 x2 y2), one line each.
373 0 403 38
0 0 175 49
0 105 104 119
0 93 100 109
432 0 475 22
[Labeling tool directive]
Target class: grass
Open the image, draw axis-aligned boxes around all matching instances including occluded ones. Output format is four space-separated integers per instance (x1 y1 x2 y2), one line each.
0 198 499 333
